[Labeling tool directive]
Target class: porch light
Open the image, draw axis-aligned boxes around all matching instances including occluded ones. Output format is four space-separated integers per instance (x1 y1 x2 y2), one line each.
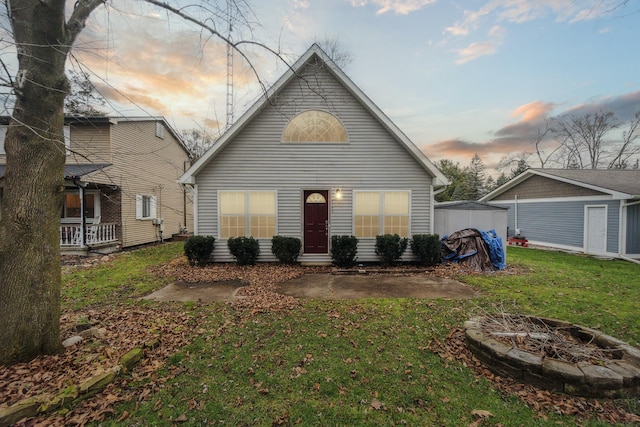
335 188 342 200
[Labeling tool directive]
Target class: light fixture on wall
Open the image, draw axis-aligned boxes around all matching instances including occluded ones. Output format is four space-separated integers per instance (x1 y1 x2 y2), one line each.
335 188 343 200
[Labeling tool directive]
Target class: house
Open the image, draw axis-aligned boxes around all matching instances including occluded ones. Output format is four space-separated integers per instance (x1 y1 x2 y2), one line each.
480 168 640 259
0 116 193 255
179 44 448 264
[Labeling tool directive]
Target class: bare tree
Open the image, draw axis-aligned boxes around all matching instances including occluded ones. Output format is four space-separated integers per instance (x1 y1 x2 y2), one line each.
181 128 217 161
608 111 640 169
533 118 562 168
551 110 619 169
0 0 282 365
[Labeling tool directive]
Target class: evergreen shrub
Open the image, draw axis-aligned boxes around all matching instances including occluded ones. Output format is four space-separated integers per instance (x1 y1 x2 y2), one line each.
184 235 215 267
271 236 302 264
330 235 359 268
227 236 260 265
375 234 408 266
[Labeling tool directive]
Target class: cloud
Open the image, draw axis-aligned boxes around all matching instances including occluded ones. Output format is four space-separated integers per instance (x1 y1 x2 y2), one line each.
510 101 555 123
349 0 437 15
560 91 640 122
445 0 611 38
454 41 497 64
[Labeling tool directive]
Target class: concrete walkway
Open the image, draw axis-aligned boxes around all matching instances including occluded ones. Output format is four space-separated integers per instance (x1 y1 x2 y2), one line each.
143 274 475 302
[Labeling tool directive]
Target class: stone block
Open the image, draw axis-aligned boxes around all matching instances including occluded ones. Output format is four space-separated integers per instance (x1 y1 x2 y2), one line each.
621 344 640 366
523 371 564 392
465 328 489 345
79 368 117 397
606 360 640 387
578 363 623 389
506 348 543 374
480 338 512 361
542 358 584 383
38 385 79 413
0 394 48 427
120 348 144 372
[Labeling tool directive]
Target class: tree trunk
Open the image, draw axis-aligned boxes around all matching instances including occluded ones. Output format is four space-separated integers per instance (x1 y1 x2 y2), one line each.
0 0 71 365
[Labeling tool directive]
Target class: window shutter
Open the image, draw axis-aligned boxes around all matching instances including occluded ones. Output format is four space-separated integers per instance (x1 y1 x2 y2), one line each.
136 194 142 219
150 195 157 219
64 126 71 155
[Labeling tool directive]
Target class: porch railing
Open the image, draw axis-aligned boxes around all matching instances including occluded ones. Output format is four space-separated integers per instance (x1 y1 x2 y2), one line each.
60 223 118 247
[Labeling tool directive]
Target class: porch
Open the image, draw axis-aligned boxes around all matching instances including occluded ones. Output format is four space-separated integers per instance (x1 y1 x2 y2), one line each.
60 222 120 255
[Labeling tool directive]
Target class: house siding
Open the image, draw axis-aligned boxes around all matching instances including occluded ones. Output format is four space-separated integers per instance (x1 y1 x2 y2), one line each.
67 123 112 164
196 60 434 262
495 199 620 253
109 121 192 247
493 175 606 201
627 203 640 255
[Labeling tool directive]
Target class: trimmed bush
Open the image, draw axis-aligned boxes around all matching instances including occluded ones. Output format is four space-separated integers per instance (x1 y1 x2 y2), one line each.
184 235 215 267
375 234 408 266
227 236 260 265
410 234 442 266
331 235 359 268
271 236 302 264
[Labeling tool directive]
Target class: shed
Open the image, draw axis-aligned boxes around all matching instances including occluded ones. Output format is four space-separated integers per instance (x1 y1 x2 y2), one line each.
434 201 508 250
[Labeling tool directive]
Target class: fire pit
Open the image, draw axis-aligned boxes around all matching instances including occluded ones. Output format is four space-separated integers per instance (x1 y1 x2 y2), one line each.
464 314 640 397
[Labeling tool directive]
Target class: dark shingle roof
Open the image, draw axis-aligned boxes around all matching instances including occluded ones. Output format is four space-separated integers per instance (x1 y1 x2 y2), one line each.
0 164 111 179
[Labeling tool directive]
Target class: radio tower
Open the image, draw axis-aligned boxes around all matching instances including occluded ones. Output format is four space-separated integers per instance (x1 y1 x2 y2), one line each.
225 0 234 129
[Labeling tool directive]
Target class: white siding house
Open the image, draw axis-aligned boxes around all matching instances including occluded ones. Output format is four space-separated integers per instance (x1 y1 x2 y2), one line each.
180 44 448 264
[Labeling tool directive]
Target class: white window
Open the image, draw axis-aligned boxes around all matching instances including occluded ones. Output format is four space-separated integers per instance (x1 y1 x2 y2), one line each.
155 122 165 139
219 191 276 238
136 194 157 220
354 191 409 238
0 125 70 155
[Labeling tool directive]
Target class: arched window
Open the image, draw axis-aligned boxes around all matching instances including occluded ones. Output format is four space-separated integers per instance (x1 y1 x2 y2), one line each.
282 110 347 142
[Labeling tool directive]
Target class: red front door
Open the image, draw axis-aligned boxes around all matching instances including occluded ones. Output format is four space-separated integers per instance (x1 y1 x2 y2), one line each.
304 190 329 254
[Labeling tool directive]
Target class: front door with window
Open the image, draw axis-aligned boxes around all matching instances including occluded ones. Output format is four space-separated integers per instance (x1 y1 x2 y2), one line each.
304 190 329 254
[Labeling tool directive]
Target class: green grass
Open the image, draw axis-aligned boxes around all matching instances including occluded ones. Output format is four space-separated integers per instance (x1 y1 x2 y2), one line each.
62 242 183 310
65 245 640 426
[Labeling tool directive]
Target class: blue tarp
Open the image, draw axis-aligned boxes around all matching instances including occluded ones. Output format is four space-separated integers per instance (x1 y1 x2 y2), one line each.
441 228 506 271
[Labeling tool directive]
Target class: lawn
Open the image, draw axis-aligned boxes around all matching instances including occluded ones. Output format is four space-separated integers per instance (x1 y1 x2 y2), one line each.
9 243 640 426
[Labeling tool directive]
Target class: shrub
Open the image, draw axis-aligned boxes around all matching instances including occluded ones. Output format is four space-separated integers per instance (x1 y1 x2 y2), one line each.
227 236 260 265
375 234 408 266
410 234 442 266
184 235 215 267
271 236 302 264
331 235 359 268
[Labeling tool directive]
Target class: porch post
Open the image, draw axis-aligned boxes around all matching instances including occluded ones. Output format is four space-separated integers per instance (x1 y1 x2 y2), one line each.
79 184 86 247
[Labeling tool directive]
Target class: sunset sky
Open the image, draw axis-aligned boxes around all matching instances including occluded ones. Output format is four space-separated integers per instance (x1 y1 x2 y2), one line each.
72 0 640 172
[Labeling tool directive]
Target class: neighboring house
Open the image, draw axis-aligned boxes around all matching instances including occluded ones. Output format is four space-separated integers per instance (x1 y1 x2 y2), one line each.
480 168 640 259
179 44 448 264
0 116 193 255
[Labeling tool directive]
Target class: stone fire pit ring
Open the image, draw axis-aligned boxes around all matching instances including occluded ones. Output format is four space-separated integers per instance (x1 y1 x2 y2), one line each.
464 315 640 398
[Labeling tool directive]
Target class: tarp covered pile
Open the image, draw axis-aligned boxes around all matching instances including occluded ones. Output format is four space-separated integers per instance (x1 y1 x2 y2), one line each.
441 228 506 271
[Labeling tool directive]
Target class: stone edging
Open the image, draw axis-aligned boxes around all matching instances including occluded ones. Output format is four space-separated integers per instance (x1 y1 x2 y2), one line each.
464 316 640 398
0 345 150 427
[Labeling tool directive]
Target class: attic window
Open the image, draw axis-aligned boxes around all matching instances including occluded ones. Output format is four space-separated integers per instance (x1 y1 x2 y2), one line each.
282 110 347 143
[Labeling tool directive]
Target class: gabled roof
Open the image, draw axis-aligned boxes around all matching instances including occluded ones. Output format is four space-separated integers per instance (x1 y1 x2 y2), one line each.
435 200 508 210
180 44 448 186
480 168 640 201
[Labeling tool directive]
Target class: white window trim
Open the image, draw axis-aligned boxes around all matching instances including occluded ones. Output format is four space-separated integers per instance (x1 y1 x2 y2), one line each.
136 194 157 220
218 190 277 239
353 190 411 238
155 122 165 139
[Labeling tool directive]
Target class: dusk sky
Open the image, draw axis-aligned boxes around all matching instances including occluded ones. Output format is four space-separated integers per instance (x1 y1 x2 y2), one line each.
73 0 640 172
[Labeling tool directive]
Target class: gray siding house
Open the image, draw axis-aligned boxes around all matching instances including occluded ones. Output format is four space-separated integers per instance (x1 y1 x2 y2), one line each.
180 44 448 264
480 169 640 259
